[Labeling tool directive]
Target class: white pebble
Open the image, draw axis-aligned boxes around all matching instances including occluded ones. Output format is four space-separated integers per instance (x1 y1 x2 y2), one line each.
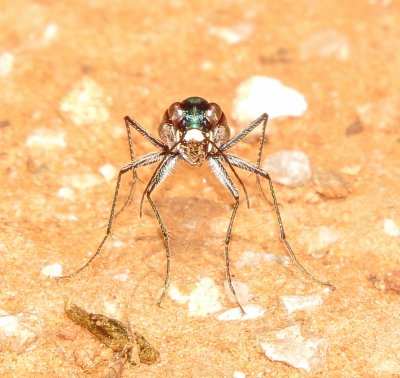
224 281 249 305
232 76 307 124
300 226 339 253
42 23 59 43
188 278 222 316
210 24 253 44
384 219 399 237
233 371 246 378
62 173 103 190
60 77 112 126
103 301 118 316
0 51 14 77
168 284 188 304
55 213 78 222
200 60 214 71
99 163 117 182
217 304 266 321
26 128 66 149
299 29 350 61
0 311 42 354
236 251 290 269
41 263 63 277
260 325 328 372
57 187 75 200
113 271 130 282
263 150 312 186
280 295 323 314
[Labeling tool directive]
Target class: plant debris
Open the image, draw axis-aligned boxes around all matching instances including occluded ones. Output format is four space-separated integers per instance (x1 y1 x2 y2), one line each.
64 300 160 365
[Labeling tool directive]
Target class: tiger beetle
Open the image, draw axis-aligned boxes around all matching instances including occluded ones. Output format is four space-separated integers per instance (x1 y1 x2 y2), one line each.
57 97 335 315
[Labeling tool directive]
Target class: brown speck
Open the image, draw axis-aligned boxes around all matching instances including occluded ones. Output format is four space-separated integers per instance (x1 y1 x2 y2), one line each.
0 119 10 128
314 169 349 199
346 120 364 135
57 327 78 341
384 270 400 293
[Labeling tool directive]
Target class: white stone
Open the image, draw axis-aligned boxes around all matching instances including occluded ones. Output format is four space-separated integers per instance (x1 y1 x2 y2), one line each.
233 371 246 378
0 51 14 77
114 271 130 282
236 251 290 269
383 219 399 237
57 187 75 200
63 173 104 190
42 23 59 43
188 278 222 316
262 253 291 266
26 128 66 148
169 284 188 304
232 76 307 124
260 325 328 372
280 295 323 314
41 263 62 277
99 163 118 182
210 24 253 44
263 150 312 186
0 311 41 354
299 29 350 61
60 77 112 126
200 60 214 71
55 213 78 222
217 304 266 321
103 301 118 316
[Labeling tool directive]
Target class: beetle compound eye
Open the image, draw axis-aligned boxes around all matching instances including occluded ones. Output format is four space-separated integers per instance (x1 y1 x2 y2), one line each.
205 103 222 126
168 102 184 125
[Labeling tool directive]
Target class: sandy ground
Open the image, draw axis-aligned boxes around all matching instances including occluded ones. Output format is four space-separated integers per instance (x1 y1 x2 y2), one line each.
1 1 400 377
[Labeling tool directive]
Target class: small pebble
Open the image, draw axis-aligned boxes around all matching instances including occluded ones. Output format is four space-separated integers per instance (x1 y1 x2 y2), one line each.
224 281 249 305
346 120 364 135
0 51 14 77
200 60 214 71
383 219 399 237
55 213 78 222
280 295 323 314
26 128 66 149
217 305 266 321
42 23 59 43
314 169 349 198
103 301 118 316
260 325 328 372
99 163 118 182
60 77 112 126
57 187 75 200
41 263 63 277
0 310 42 354
236 251 290 269
0 119 10 128
113 270 130 282
168 284 189 304
62 173 103 190
384 270 400 293
299 28 350 61
188 278 222 316
233 371 246 378
356 97 400 132
232 76 307 124
57 327 78 341
340 165 361 176
209 23 253 44
300 226 339 256
263 150 312 186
